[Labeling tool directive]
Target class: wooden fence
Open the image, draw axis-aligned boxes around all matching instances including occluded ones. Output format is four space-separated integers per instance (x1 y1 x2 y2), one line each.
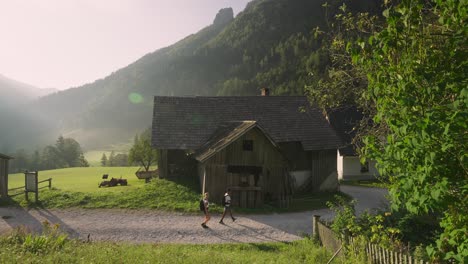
7 178 52 197
313 215 430 264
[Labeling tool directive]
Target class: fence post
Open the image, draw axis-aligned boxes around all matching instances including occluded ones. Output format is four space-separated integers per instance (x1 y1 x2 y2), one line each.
341 229 350 245
312 215 320 241
48 178 52 189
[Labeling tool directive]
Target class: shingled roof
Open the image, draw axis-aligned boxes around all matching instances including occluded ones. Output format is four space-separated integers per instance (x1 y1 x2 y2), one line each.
152 96 342 151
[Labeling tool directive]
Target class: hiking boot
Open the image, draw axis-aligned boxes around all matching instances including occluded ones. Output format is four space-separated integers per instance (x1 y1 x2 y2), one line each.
201 223 208 228
232 217 236 222
219 220 224 224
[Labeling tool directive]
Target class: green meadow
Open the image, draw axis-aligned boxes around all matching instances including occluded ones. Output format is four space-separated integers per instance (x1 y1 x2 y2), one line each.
4 167 203 210
8 167 144 193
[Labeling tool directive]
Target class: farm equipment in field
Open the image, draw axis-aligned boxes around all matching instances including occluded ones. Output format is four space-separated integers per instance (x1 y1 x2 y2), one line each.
99 175 127 188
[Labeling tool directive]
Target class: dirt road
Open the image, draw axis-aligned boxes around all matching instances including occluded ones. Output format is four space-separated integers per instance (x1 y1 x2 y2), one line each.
0 186 388 244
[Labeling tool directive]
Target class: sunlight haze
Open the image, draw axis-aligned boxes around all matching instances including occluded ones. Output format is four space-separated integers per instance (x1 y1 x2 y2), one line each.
0 0 251 90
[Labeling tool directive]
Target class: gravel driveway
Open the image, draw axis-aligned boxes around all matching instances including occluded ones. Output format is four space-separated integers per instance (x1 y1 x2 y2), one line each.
0 186 388 244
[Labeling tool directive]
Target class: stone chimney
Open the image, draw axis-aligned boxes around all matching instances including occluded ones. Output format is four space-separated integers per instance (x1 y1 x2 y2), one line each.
261 88 270 96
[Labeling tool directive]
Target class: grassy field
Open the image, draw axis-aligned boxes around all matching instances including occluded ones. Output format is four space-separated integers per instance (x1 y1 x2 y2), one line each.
8 167 145 193
5 167 199 210
0 228 347 264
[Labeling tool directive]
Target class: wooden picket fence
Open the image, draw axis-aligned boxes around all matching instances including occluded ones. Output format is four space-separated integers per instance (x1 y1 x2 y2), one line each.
313 215 430 264
359 237 429 264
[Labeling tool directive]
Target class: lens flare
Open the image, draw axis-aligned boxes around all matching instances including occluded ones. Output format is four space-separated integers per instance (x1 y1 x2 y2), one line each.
128 93 143 104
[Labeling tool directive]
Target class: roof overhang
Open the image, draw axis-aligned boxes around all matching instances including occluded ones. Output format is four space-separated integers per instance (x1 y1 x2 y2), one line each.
195 121 278 162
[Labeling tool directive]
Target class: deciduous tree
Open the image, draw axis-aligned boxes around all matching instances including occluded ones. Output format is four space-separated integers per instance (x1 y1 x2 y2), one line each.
128 129 158 172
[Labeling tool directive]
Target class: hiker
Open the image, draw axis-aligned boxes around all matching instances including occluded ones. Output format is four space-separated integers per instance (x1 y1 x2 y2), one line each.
219 188 236 224
201 192 210 228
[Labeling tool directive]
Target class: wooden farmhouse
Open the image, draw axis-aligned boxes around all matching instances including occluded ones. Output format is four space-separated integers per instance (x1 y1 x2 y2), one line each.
326 107 379 181
0 153 13 198
151 93 342 208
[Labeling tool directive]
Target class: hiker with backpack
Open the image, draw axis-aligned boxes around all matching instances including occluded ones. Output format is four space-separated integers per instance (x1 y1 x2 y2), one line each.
219 188 236 224
200 192 210 228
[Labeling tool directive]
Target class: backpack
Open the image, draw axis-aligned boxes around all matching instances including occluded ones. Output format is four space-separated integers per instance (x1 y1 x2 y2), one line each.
199 199 205 211
221 196 226 206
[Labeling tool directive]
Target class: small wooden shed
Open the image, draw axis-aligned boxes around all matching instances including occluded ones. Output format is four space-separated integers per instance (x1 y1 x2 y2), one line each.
0 153 13 197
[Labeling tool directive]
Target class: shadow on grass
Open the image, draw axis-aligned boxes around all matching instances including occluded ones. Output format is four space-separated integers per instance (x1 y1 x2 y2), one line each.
250 242 290 252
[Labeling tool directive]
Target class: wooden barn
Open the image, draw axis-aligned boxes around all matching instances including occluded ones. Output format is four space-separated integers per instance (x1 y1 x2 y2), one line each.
0 153 13 198
151 93 342 208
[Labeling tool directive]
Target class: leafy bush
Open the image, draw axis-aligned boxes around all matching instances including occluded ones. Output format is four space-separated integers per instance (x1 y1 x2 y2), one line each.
2 221 69 255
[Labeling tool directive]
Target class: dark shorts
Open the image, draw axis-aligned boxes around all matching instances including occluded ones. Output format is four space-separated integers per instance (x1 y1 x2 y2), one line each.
223 206 231 211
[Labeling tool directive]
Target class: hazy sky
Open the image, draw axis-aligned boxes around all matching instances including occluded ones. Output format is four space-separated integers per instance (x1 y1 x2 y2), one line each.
0 0 251 90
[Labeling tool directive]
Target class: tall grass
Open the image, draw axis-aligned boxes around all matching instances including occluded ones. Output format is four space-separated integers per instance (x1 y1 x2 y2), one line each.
0 227 336 264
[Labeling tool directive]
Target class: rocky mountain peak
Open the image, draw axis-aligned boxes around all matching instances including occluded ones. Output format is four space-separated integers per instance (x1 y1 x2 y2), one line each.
213 7 234 26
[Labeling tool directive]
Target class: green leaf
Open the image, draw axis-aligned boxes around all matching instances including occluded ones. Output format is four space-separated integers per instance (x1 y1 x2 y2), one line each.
383 8 390 18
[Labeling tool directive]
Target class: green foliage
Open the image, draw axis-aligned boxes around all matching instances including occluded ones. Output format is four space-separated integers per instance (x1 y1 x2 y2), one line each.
306 8 381 110
100 153 107 166
311 0 466 261
354 0 467 261
327 196 400 248
326 197 437 262
128 129 158 171
9 136 89 173
3 221 69 255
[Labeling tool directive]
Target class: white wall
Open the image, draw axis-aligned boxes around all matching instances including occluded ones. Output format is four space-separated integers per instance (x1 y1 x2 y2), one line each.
337 150 379 180
290 170 311 189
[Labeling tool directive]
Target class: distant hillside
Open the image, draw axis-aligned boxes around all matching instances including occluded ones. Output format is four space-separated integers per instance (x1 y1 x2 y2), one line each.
0 74 57 106
3 0 382 151
0 74 58 152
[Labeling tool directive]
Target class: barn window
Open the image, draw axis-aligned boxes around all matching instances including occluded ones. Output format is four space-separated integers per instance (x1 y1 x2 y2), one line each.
243 140 253 151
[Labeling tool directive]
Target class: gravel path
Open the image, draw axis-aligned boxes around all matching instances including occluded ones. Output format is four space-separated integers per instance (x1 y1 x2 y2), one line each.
0 186 388 244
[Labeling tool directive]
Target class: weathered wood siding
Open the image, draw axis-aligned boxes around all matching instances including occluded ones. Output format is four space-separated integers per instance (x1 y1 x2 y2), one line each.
0 159 8 197
201 128 288 208
309 149 338 191
278 142 310 170
158 149 198 180
157 149 168 179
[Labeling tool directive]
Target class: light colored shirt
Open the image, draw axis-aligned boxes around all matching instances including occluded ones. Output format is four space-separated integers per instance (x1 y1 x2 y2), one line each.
224 193 231 207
